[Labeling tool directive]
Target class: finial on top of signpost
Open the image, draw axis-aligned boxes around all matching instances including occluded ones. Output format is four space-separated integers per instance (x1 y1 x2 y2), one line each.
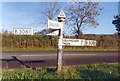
58 10 66 22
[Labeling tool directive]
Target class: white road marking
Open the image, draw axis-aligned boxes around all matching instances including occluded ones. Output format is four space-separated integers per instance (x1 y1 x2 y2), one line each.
21 54 56 57
20 54 97 57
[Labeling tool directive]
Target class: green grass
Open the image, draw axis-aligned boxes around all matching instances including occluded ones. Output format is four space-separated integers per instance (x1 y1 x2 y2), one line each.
1 47 57 51
1 47 118 52
1 63 119 81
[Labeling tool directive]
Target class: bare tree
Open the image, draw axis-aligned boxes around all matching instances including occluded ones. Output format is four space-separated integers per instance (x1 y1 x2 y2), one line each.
112 15 120 35
64 2 102 37
41 2 60 25
40 2 60 47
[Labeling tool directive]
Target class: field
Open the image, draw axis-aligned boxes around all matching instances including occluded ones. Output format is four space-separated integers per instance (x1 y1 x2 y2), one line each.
1 63 119 81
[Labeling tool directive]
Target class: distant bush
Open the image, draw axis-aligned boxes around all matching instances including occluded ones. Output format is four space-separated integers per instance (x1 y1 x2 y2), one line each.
2 35 58 48
2 34 118 50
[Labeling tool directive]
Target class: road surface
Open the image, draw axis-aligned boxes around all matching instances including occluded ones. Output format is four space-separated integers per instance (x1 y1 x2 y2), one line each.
0 51 118 69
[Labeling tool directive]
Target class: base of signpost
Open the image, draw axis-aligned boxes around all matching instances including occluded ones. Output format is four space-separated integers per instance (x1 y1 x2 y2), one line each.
57 49 63 72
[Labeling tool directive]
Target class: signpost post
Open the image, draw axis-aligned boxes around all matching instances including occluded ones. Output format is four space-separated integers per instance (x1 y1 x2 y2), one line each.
57 10 66 72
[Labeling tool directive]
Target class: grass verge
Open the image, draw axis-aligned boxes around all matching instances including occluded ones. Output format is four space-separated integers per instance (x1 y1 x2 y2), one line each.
1 63 119 80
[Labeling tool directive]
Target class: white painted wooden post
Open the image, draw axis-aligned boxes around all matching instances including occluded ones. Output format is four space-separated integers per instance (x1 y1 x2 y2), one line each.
57 10 66 72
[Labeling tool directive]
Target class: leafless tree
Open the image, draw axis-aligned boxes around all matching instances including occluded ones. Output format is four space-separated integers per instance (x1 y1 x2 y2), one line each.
40 2 60 47
41 2 60 25
112 15 120 34
64 2 102 37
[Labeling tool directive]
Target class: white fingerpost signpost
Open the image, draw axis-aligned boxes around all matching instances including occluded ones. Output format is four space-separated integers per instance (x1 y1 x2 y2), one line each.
13 10 96 73
57 10 66 72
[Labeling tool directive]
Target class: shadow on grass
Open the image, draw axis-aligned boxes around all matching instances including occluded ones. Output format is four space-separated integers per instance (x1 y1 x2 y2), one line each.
46 67 57 73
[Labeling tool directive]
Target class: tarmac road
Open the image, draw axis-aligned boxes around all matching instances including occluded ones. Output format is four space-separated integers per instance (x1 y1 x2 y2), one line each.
0 51 118 69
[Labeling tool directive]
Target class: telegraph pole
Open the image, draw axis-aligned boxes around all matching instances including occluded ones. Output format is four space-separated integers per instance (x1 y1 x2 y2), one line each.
57 10 66 72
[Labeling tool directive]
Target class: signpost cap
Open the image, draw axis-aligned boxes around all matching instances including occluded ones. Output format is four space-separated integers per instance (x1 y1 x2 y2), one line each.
58 10 66 18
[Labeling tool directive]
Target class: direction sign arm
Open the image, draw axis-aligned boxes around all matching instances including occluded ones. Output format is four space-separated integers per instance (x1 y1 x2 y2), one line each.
34 28 59 35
